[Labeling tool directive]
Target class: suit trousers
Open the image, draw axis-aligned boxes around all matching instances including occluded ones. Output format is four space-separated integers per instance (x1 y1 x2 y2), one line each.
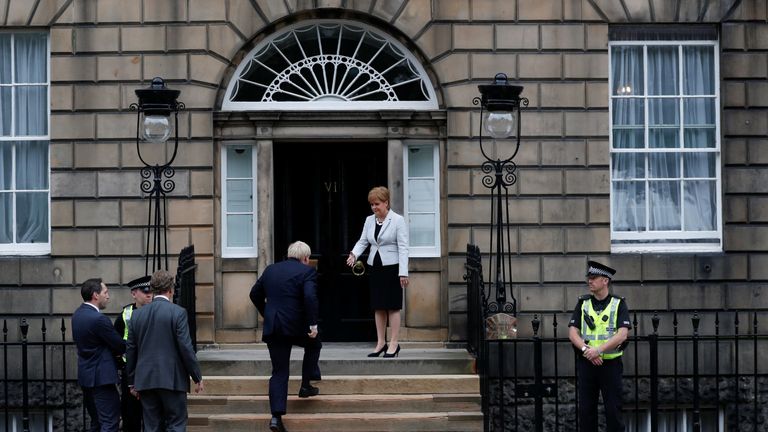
140 388 188 432
119 370 142 432
577 356 625 432
265 334 322 416
83 384 120 432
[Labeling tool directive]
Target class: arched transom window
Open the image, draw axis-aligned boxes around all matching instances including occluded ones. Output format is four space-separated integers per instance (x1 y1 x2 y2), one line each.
223 20 438 111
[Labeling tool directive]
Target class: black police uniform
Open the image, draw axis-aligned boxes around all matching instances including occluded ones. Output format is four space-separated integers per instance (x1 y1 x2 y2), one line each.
569 261 631 432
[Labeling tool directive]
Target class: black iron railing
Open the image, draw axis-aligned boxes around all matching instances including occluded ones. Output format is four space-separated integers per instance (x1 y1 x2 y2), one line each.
2 318 88 431
466 245 768 431
174 244 198 351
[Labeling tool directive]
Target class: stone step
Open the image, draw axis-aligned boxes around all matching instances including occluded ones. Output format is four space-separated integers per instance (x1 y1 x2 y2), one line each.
187 411 484 432
188 393 481 414
198 345 475 376
202 375 480 396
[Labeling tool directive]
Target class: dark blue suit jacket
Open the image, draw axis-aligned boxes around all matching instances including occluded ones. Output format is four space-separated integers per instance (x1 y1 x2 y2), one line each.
72 303 126 388
250 258 319 338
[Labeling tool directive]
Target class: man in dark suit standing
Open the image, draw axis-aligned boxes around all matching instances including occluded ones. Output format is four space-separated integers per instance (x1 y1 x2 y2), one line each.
72 278 126 432
250 241 322 432
126 270 204 432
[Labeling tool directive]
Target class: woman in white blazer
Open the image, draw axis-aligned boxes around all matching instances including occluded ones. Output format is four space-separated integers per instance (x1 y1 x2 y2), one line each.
346 186 409 358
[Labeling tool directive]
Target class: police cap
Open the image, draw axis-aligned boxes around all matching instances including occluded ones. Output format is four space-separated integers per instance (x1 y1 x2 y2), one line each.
127 275 152 293
586 260 616 279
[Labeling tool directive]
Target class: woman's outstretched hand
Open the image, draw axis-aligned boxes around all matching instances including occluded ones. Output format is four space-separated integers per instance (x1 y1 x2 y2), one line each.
346 253 356 267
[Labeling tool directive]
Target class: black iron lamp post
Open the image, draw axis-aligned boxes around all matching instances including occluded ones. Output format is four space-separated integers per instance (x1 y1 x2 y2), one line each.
130 77 184 275
472 72 528 318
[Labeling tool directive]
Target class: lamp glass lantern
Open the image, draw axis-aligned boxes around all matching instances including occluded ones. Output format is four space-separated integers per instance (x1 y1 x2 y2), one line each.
134 77 181 162
476 73 526 160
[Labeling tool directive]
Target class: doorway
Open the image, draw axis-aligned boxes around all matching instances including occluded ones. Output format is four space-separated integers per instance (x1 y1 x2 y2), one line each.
273 142 388 341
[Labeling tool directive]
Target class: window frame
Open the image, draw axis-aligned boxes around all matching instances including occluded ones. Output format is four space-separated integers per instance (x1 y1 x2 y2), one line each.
222 19 439 112
221 143 258 258
403 141 440 258
608 39 722 254
0 31 51 256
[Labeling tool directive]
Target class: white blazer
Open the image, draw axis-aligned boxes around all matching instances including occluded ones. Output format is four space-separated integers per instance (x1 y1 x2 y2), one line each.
351 210 409 277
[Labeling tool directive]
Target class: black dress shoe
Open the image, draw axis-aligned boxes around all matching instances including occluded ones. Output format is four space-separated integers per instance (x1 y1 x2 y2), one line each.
298 383 319 398
269 416 286 432
383 344 401 358
367 344 388 357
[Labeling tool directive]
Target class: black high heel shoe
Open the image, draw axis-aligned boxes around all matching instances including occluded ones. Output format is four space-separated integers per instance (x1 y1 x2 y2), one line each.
383 344 401 358
367 344 388 357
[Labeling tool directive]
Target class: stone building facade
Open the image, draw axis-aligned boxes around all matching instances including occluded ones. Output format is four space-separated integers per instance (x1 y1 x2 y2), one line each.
0 0 766 350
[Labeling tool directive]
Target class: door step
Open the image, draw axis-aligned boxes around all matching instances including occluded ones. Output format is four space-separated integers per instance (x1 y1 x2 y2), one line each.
188 411 484 432
189 393 481 414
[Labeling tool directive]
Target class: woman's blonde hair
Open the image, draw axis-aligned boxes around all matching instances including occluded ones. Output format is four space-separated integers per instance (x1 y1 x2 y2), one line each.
367 186 390 209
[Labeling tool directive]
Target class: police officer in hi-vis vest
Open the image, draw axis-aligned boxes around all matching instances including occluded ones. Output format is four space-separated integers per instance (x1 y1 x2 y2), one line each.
114 276 153 432
568 261 631 432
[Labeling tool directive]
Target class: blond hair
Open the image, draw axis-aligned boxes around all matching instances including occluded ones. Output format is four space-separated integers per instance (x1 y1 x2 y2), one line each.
367 186 390 209
287 241 311 260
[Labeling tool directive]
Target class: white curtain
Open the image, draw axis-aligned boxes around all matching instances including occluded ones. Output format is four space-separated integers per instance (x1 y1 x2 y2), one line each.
0 34 49 245
612 44 716 234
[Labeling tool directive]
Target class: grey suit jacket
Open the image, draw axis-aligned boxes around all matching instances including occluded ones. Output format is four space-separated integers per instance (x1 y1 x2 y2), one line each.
126 296 202 392
351 210 409 276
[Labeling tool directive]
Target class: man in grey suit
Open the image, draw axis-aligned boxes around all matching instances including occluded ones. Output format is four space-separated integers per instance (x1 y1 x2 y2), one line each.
125 270 204 432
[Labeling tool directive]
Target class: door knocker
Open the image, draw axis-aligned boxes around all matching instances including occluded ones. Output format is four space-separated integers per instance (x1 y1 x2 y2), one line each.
352 260 366 276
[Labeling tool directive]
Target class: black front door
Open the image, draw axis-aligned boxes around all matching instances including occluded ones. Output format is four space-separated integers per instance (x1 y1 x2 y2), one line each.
273 142 387 341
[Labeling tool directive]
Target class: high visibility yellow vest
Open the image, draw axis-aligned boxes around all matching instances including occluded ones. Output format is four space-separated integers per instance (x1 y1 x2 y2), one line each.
121 305 134 362
581 297 623 360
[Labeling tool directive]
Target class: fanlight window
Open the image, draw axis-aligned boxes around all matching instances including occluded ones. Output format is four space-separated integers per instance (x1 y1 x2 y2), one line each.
223 21 438 111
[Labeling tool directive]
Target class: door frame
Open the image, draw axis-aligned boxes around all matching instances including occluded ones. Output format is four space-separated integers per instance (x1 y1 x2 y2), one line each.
212 110 447 340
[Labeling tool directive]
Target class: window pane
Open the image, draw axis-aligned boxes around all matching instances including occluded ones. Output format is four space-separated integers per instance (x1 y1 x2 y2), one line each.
612 153 644 179
648 98 679 126
683 153 715 178
0 192 11 243
408 145 433 177
16 141 48 189
684 97 715 126
612 128 644 149
0 35 10 83
612 99 644 126
649 153 679 178
648 46 678 95
684 127 715 148
684 180 716 231
649 128 679 148
226 146 252 178
226 215 253 247
16 192 48 243
408 179 434 212
0 87 10 135
226 179 252 212
408 213 435 247
15 86 48 136
0 142 11 189
612 181 645 231
14 34 47 83
649 180 681 230
611 46 643 95
683 46 715 95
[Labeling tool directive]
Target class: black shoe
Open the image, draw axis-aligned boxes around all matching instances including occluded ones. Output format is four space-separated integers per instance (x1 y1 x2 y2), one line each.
269 416 286 432
367 344 388 357
298 384 319 398
383 344 401 358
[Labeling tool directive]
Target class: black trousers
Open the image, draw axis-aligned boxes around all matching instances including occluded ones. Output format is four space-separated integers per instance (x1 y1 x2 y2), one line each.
577 356 625 432
119 370 143 432
140 388 187 432
265 334 322 416
83 384 120 432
